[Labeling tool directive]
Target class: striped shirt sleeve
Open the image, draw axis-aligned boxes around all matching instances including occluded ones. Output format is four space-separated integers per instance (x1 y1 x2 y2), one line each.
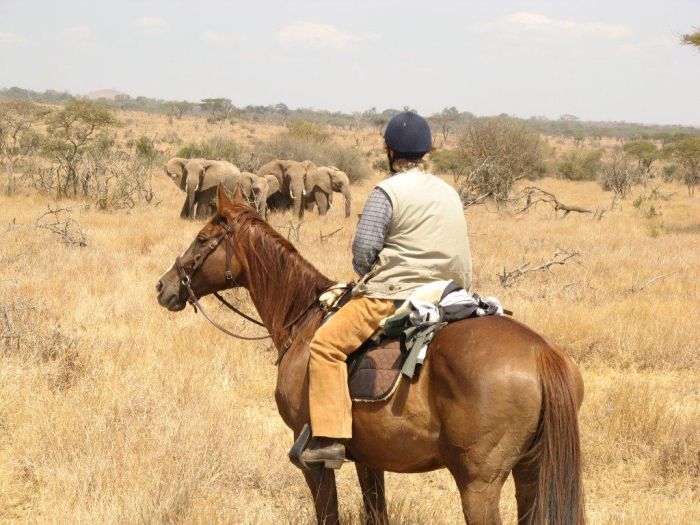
352 187 393 277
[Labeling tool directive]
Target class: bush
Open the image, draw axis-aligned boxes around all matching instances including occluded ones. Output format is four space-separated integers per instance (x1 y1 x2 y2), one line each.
255 133 371 183
372 157 390 173
429 149 462 175
286 120 329 143
177 135 245 165
454 118 545 206
662 164 677 182
557 148 602 181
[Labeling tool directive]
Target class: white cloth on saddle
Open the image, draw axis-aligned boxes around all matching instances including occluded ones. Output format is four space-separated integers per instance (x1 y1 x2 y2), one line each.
396 280 504 327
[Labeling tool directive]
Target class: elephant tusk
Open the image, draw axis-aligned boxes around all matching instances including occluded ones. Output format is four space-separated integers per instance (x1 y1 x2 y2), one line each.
290 189 295 199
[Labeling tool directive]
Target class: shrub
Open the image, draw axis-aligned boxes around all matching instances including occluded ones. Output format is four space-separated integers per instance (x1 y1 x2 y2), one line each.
429 149 462 175
599 150 635 201
372 157 390 173
454 118 545 206
177 135 245 165
662 164 677 182
557 148 602 181
286 120 329 143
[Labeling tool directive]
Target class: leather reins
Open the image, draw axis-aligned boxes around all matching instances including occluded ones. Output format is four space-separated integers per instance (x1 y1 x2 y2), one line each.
173 217 320 352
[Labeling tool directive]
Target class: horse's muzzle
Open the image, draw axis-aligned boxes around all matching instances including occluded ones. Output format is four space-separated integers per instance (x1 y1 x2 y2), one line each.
156 279 187 311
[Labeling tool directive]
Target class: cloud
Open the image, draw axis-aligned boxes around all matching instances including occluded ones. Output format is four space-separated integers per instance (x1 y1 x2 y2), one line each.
135 17 169 36
0 32 25 45
277 22 373 48
201 31 241 46
64 25 92 40
504 12 632 40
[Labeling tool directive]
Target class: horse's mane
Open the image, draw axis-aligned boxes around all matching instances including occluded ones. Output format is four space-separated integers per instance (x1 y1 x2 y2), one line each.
226 204 334 336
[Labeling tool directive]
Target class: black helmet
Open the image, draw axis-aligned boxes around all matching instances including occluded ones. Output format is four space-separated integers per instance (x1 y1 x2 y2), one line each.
384 112 432 157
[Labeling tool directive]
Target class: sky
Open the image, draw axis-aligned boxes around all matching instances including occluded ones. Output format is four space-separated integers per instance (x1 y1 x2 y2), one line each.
0 0 698 126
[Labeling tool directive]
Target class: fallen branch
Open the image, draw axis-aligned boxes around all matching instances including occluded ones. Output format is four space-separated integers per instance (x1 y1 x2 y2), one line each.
274 221 304 242
517 187 596 217
498 248 581 287
35 205 87 247
628 271 678 293
319 227 343 243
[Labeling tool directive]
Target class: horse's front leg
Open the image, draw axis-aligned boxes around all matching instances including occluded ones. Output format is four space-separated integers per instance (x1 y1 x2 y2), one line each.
303 467 339 525
356 463 388 525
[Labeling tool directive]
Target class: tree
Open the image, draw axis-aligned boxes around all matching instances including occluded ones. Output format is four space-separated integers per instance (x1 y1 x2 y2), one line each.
666 137 700 195
599 150 635 207
454 118 544 207
681 28 700 49
0 99 48 194
168 101 193 121
200 98 233 123
439 106 459 144
43 100 119 197
623 140 659 186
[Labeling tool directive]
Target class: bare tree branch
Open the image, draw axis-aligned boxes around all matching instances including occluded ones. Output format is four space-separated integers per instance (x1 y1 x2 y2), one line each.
498 248 581 287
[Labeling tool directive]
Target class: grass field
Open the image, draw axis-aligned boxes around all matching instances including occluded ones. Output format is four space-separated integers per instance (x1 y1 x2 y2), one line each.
1 113 699 524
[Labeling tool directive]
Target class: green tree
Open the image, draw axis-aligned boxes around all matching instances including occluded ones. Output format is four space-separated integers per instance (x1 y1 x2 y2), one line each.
201 98 233 123
168 101 193 121
623 140 659 185
666 137 700 195
0 99 48 194
681 28 700 48
43 100 119 197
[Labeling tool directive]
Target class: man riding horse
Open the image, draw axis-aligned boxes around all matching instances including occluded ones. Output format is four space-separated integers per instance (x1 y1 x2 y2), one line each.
301 112 473 467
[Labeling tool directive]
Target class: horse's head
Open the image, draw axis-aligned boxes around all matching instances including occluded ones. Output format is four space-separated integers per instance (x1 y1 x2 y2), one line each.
156 185 247 311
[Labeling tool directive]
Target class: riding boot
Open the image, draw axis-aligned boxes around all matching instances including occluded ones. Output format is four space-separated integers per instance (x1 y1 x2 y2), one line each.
300 437 346 469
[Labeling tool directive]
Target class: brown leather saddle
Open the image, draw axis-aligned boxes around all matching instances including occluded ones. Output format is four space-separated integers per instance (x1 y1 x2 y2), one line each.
347 338 404 402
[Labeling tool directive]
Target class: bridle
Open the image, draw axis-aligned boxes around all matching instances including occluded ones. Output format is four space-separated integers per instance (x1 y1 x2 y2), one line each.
172 216 321 358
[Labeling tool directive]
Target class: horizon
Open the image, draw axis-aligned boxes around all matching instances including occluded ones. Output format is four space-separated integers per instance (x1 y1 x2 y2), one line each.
1 1 699 127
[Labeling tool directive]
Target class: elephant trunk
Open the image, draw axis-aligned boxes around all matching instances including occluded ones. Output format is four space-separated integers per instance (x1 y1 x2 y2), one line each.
342 188 352 218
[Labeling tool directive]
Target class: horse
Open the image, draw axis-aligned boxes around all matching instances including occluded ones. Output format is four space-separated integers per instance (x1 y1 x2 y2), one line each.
155 186 585 525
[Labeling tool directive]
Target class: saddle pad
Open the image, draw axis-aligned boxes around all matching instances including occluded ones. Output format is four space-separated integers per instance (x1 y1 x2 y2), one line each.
347 339 403 403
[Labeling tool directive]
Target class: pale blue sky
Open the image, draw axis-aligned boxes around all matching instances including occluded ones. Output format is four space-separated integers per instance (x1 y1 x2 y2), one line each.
1 0 698 125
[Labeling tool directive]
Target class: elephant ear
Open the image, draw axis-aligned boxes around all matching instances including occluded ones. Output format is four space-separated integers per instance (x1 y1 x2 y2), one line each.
266 175 280 193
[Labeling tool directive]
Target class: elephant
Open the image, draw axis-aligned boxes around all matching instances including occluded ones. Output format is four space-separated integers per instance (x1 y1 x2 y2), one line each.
304 166 352 217
256 159 317 218
251 174 280 220
164 157 241 219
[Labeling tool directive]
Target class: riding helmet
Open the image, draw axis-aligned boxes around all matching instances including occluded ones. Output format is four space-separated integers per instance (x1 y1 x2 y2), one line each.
384 112 432 157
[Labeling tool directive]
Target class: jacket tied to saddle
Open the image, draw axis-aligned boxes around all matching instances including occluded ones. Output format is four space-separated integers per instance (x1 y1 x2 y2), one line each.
352 168 472 299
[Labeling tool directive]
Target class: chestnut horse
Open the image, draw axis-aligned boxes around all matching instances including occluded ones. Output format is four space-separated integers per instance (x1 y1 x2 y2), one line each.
156 187 585 525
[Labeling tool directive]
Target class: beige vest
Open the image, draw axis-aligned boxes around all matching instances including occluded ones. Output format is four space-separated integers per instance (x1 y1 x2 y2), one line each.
354 168 472 300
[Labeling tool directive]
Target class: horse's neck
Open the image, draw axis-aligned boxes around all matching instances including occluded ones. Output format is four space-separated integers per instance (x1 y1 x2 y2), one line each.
237 226 332 350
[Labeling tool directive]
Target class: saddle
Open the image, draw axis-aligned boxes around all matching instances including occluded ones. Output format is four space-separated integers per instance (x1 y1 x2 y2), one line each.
323 281 509 403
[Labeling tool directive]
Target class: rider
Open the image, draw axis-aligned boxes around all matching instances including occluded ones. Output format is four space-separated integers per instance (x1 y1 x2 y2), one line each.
301 111 472 467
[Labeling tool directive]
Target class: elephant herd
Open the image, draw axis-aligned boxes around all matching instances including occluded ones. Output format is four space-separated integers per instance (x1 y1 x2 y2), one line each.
163 158 352 221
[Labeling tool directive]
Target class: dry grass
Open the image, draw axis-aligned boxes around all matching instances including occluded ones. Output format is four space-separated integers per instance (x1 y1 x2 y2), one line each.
0 111 699 524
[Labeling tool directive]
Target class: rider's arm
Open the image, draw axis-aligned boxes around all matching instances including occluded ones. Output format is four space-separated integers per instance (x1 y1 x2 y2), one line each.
352 187 393 277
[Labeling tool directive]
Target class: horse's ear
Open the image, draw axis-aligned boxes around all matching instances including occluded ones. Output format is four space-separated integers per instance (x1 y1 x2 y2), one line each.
231 186 248 206
217 184 234 211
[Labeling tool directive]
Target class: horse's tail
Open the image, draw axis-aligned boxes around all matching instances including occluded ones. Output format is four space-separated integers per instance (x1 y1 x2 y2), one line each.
527 346 585 525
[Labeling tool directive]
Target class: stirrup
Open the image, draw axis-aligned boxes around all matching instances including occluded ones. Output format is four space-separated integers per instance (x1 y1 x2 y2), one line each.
288 424 345 471
288 423 318 471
